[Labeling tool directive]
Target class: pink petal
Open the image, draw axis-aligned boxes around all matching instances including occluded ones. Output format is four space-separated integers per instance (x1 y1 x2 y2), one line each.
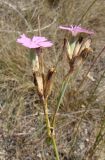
17 34 31 48
39 41 53 47
17 34 53 49
19 34 31 42
59 25 94 36
59 26 71 31
21 43 31 48
79 28 94 35
30 41 40 48
32 36 47 42
73 26 94 35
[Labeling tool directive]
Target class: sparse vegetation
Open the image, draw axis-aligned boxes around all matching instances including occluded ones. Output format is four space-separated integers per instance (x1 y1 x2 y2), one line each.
0 0 105 160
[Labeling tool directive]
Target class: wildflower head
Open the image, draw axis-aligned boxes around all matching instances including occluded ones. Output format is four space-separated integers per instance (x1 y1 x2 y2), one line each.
17 34 53 48
16 34 54 99
59 25 94 36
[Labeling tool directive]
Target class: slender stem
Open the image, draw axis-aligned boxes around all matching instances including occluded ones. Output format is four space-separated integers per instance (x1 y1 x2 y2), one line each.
43 98 51 137
77 46 105 93
52 135 60 160
91 69 105 96
52 63 83 127
52 75 70 127
43 98 60 160
77 0 97 25
86 116 105 159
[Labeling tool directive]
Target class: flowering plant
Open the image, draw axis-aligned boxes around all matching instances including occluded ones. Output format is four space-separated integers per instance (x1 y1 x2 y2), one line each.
16 25 94 160
59 25 94 36
17 34 54 98
17 34 53 48
59 25 94 73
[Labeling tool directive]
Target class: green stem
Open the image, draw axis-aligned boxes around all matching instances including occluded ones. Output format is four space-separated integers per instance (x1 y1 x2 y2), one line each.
52 135 60 160
43 98 51 137
52 64 82 127
43 98 60 160
52 75 70 127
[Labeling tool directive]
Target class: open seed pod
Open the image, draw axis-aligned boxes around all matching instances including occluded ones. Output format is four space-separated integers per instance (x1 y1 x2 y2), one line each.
30 49 55 100
44 67 56 99
66 36 93 72
76 37 92 58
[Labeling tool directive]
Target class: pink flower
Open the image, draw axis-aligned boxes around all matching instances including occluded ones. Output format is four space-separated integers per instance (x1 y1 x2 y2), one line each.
17 34 53 48
59 25 94 36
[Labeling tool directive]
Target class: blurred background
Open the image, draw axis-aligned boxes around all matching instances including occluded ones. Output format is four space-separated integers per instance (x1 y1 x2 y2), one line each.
0 0 105 159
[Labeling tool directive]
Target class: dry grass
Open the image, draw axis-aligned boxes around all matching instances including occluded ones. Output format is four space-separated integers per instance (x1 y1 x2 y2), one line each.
0 0 105 160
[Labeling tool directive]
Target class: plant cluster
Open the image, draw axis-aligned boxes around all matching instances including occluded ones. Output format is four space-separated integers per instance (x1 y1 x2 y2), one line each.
17 25 94 160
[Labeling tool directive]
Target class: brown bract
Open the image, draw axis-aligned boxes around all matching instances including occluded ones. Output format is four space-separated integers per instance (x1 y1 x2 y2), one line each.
66 36 93 73
32 52 56 100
